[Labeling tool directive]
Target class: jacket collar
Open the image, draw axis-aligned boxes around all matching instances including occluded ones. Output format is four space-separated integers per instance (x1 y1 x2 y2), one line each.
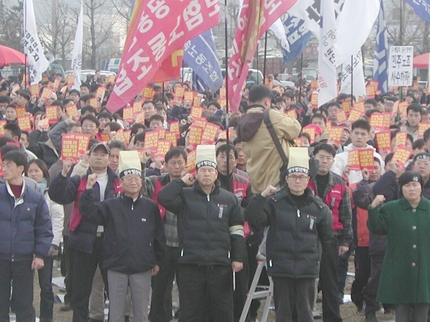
400 197 428 210
284 187 315 203
6 179 26 207
120 193 142 204
6 179 26 198
246 104 265 112
193 180 220 196
161 174 172 185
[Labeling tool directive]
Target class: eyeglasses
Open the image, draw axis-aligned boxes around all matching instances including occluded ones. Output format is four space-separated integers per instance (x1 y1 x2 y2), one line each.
287 175 309 182
122 176 141 183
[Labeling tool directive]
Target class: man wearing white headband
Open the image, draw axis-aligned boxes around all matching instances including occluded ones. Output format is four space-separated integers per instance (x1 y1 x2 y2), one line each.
158 145 247 322
246 148 333 322
79 150 166 322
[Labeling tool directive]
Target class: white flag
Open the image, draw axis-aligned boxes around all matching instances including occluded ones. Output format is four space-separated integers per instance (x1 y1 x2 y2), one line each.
335 0 379 66
317 0 337 106
269 18 290 52
71 1 84 90
340 51 366 99
24 0 49 85
290 0 321 38
292 0 345 41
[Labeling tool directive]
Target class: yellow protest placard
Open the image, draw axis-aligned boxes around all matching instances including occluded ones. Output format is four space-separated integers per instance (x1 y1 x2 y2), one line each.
188 126 203 147
66 104 79 118
45 106 58 124
123 107 134 122
165 132 177 147
61 137 79 162
392 147 412 167
17 116 32 131
201 123 220 145
375 131 391 151
190 107 203 118
15 106 26 117
144 131 159 153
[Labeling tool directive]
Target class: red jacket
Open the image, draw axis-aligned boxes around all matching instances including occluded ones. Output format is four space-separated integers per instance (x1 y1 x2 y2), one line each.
308 172 353 246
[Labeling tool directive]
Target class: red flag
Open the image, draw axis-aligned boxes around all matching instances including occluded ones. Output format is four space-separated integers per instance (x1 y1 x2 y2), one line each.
227 0 297 112
106 0 220 113
150 50 183 83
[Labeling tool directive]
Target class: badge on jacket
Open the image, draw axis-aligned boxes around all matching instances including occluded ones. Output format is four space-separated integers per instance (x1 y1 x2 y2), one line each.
217 204 226 219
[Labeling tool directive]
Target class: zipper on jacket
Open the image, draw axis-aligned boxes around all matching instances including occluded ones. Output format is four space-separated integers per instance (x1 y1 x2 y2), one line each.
297 210 301 217
205 194 211 262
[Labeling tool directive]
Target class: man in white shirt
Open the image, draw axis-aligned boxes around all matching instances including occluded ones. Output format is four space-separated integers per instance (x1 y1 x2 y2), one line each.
331 120 384 185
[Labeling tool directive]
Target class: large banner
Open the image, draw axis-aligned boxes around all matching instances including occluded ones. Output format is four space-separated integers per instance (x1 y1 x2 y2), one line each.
183 29 223 92
227 0 297 113
335 0 379 66
293 0 345 41
23 0 49 84
282 13 312 63
106 0 220 112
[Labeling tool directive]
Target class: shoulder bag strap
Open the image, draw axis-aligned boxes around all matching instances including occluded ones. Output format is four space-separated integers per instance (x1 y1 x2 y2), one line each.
263 109 289 166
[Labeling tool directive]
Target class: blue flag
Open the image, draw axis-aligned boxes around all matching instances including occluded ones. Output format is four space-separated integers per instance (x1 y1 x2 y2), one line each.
282 13 312 64
373 0 389 93
405 0 430 23
183 30 223 93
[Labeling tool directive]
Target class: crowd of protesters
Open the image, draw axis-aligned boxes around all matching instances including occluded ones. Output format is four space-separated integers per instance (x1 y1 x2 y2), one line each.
1 68 430 322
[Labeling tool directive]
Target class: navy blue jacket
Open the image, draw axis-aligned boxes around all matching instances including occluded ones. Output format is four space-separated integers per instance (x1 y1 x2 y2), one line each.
0 183 53 261
80 190 166 274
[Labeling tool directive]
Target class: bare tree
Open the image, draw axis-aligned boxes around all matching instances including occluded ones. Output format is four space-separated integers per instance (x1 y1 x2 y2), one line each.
39 1 75 67
83 0 121 69
110 0 132 25
0 1 24 51
385 0 427 53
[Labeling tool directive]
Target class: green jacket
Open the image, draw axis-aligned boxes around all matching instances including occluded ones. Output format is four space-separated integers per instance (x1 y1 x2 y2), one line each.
368 197 430 304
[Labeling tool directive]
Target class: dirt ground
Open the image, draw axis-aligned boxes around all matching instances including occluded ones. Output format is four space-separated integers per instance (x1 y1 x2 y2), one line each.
28 256 395 322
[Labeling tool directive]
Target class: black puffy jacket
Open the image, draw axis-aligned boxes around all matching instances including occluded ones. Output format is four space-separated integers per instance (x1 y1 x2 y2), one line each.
158 179 247 266
79 190 166 274
245 188 333 278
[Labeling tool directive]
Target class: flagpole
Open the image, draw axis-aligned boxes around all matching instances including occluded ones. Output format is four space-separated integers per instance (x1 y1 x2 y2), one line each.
298 52 303 104
224 0 231 189
23 1 28 89
263 31 268 82
351 55 354 107
351 56 354 106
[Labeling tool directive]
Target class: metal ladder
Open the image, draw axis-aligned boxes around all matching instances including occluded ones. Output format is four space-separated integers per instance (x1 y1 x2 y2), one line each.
239 260 274 322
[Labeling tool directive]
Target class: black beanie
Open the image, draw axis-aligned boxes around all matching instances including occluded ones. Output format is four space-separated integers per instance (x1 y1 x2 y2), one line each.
399 171 424 192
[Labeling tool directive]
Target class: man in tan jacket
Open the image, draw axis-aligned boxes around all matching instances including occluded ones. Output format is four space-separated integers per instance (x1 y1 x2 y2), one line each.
237 85 301 193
